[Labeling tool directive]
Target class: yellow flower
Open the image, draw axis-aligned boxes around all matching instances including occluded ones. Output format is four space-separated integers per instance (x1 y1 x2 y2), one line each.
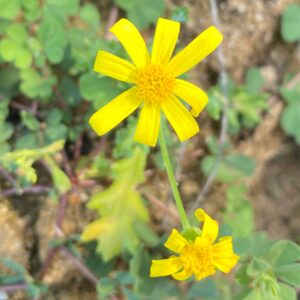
89 18 223 146
150 209 239 281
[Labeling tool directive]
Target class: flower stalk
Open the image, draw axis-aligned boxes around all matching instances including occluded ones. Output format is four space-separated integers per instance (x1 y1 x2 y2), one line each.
158 121 190 230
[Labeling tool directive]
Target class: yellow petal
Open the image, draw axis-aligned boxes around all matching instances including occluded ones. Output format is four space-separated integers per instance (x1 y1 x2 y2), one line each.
195 209 219 243
94 50 137 83
172 268 193 281
110 18 149 68
89 88 141 135
164 229 188 253
151 18 180 65
213 254 239 273
150 257 183 277
213 236 235 257
195 269 216 281
168 26 223 77
174 79 208 117
134 104 160 147
161 95 199 142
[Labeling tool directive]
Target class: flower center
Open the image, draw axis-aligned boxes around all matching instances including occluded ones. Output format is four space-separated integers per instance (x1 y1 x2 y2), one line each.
136 64 175 105
180 238 215 277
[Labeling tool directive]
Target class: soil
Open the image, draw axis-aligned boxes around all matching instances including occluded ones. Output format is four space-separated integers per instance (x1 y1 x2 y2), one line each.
1 0 300 299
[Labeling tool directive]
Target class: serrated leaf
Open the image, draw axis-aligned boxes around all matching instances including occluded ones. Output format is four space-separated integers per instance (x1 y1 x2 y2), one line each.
275 264 300 286
81 147 149 261
268 240 300 267
281 4 300 42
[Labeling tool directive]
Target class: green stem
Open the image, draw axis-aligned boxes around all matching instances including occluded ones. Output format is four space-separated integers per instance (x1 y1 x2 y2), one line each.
158 124 190 230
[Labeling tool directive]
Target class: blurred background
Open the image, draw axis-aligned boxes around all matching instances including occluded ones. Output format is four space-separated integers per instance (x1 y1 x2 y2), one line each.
0 0 300 299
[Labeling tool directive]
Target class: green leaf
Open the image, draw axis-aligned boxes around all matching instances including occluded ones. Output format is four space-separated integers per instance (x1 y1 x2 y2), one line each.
280 84 300 104
0 38 20 61
201 154 256 183
245 68 264 94
280 102 300 144
20 68 57 99
0 122 13 142
22 0 42 22
224 184 254 237
269 240 300 267
26 282 48 298
45 0 79 21
15 133 38 149
281 4 300 42
79 72 119 107
113 117 148 159
119 0 165 29
135 221 159 247
81 148 149 261
1 258 26 274
14 48 32 69
37 16 66 63
79 3 101 30
206 87 222 121
275 264 300 286
0 68 19 97
277 283 297 300
171 6 189 23
247 258 270 276
188 278 218 299
46 109 63 125
20 111 40 131
59 76 82 107
44 123 68 144
0 0 20 19
97 278 117 299
7 24 28 42
44 156 71 194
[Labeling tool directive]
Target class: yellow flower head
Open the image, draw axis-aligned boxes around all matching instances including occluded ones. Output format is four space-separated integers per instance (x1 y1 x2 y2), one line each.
89 18 223 146
150 209 239 281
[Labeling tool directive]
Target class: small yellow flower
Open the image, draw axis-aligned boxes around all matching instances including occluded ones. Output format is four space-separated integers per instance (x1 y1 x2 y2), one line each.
89 18 223 146
150 209 239 281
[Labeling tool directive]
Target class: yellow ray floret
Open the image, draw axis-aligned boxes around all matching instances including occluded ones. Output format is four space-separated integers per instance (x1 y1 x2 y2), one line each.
150 209 239 281
89 18 223 146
